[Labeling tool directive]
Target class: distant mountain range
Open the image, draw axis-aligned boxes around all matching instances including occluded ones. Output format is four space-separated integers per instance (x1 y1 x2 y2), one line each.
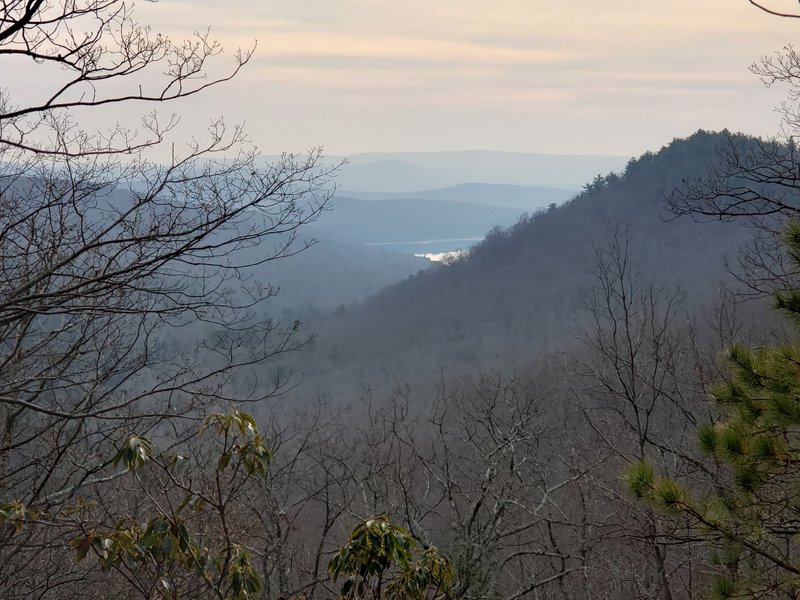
299 131 761 384
252 151 626 258
307 150 630 192
306 195 525 254
338 183 577 211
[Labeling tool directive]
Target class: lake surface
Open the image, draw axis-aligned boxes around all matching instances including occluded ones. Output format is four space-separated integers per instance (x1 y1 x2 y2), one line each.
363 237 481 255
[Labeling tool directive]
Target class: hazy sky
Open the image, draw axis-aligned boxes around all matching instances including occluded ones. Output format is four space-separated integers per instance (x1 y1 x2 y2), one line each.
98 1 800 156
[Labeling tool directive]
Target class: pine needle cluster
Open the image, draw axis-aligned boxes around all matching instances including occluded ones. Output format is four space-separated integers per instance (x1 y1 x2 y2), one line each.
625 222 800 598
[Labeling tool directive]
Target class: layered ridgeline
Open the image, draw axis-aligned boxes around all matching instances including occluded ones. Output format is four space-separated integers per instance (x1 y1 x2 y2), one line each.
251 179 583 316
246 189 558 319
304 196 526 256
296 131 760 388
334 149 628 191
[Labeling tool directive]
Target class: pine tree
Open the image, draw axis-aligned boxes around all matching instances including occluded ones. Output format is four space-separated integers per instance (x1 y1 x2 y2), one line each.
626 221 800 599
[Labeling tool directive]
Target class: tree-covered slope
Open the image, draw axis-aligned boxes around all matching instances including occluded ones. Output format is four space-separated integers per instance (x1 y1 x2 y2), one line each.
302 131 760 382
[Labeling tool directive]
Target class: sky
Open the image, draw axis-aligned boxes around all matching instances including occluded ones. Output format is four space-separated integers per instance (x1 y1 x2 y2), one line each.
30 1 800 158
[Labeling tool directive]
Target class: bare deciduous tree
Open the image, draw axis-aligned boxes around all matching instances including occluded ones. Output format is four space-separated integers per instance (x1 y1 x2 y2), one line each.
749 0 800 18
318 378 594 600
667 44 800 296
0 1 336 596
565 224 718 600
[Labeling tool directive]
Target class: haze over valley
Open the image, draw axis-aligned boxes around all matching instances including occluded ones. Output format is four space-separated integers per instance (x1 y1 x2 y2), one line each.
4 2 800 600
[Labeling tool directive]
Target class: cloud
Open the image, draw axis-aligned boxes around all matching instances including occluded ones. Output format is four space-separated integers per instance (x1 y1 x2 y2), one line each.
83 0 800 155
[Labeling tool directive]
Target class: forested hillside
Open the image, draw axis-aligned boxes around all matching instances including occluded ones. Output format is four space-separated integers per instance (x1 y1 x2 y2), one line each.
298 130 759 388
253 128 799 600
4 1 800 599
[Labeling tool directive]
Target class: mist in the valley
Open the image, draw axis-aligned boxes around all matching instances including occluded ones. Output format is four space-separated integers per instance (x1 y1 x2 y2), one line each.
5 2 800 600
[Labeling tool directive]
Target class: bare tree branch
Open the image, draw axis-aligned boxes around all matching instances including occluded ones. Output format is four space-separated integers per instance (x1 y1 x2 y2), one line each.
749 0 800 18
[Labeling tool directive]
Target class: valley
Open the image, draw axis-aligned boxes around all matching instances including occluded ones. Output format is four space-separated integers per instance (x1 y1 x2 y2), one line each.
3 2 800 599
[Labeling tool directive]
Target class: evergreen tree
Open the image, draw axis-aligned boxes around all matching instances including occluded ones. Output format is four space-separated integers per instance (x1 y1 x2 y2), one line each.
626 221 800 598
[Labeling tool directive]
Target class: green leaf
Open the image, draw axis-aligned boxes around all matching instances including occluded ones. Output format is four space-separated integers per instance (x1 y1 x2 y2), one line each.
0 500 28 533
698 423 718 455
623 460 654 499
71 535 94 562
112 435 155 471
329 517 453 600
217 452 232 472
654 479 689 512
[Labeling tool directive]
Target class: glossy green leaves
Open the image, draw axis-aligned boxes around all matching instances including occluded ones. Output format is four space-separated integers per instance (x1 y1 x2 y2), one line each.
329 516 454 600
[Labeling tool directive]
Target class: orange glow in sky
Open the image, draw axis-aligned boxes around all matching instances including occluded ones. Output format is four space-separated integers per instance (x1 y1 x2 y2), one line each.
97 1 800 156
